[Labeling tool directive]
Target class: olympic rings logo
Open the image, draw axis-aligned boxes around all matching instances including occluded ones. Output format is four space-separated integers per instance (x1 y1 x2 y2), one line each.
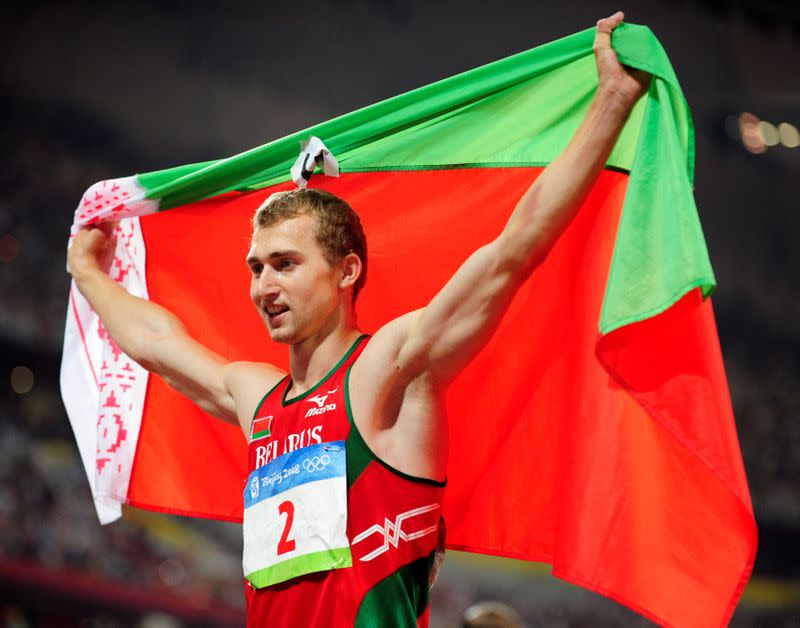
303 454 331 472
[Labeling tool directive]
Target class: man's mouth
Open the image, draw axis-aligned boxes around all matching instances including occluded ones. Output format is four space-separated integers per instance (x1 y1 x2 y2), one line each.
265 305 290 320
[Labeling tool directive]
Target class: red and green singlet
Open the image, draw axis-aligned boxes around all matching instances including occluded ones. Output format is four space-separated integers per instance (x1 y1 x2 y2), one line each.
244 335 446 627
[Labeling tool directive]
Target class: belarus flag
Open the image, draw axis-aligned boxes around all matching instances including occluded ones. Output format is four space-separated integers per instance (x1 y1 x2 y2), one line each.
61 22 756 627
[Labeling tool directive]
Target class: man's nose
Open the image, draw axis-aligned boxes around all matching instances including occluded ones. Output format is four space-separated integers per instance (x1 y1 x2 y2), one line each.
254 270 280 299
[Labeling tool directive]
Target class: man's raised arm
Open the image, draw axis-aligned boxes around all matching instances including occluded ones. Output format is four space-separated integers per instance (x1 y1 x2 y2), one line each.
368 12 649 386
67 222 282 434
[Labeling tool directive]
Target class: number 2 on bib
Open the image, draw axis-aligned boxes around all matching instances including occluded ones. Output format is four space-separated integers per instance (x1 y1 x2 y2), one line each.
242 441 352 587
277 500 296 555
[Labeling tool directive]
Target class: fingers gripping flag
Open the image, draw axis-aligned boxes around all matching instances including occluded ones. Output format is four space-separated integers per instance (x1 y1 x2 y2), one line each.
61 23 756 627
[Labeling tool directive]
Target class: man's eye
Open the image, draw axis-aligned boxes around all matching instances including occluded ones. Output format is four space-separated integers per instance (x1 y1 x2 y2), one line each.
278 259 295 270
251 264 263 276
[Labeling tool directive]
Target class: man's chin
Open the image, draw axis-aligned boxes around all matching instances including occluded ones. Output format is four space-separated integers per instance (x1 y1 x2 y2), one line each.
266 331 290 344
265 324 295 344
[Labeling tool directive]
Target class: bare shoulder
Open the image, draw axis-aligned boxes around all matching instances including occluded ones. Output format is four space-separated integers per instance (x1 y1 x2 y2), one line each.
349 310 447 480
349 308 427 432
351 309 422 384
224 361 286 436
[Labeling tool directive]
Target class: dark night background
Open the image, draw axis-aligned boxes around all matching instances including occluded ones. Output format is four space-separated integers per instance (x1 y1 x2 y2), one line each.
1 1 798 626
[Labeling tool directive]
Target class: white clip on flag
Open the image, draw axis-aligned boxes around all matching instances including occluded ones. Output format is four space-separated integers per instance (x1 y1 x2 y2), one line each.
290 136 340 188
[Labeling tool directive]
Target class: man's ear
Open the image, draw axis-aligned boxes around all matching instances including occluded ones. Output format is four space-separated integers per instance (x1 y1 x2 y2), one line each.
339 252 362 291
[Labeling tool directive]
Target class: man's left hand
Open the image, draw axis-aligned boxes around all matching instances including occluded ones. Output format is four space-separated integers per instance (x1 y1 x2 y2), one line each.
594 12 650 108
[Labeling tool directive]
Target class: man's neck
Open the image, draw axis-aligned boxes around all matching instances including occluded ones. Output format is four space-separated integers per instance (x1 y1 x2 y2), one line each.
288 313 361 397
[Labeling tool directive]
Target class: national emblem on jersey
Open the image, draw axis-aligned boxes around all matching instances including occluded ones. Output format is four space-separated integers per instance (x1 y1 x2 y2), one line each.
251 415 273 440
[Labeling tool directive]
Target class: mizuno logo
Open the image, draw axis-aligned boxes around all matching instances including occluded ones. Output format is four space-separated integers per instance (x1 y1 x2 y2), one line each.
304 388 338 418
308 393 330 408
352 504 440 562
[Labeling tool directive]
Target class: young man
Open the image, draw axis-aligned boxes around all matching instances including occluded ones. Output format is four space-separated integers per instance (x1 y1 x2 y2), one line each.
68 12 647 626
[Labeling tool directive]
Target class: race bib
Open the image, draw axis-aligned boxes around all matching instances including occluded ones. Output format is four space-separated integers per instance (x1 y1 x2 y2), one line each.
243 441 351 588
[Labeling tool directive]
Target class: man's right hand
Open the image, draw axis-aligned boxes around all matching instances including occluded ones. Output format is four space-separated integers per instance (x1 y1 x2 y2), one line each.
68 222 118 279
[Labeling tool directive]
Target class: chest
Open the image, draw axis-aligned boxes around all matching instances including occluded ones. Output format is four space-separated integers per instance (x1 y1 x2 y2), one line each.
248 374 351 472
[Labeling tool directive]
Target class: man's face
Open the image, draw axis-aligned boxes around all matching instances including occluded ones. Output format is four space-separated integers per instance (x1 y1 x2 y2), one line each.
246 214 341 344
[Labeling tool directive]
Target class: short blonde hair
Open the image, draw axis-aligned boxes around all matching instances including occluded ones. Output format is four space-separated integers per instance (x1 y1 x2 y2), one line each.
253 189 368 300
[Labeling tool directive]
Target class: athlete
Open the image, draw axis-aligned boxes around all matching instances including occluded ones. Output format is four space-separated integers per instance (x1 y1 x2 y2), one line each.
67 12 647 627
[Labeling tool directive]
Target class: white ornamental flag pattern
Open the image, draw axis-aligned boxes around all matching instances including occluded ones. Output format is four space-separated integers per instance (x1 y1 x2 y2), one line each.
61 176 158 524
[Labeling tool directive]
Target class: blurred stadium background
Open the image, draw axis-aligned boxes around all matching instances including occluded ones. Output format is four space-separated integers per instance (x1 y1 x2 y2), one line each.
1 1 798 626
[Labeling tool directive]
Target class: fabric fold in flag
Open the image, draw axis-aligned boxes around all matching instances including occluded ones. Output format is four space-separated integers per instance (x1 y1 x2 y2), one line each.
60 22 756 627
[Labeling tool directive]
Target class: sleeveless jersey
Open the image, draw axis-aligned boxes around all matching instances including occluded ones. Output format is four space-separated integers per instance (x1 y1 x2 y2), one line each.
244 335 446 627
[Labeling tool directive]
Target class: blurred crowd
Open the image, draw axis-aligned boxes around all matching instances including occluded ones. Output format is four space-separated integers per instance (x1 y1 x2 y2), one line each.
0 95 130 349
727 354 800 524
0 393 245 615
